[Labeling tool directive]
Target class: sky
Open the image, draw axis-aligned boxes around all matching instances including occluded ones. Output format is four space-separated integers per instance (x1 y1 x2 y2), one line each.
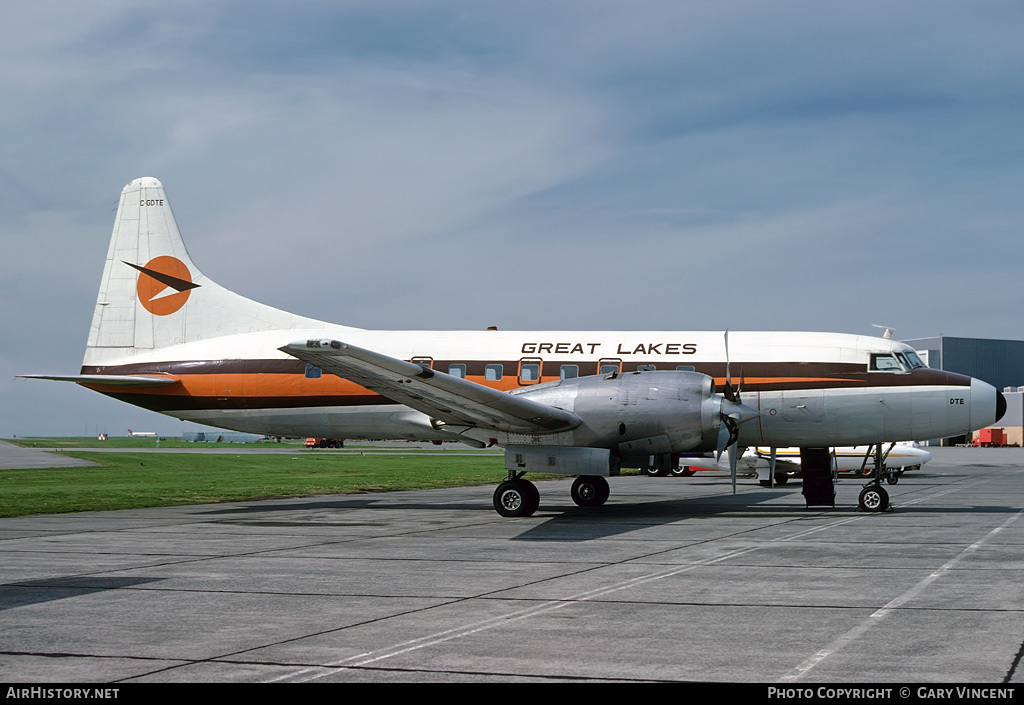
2 1 1023 436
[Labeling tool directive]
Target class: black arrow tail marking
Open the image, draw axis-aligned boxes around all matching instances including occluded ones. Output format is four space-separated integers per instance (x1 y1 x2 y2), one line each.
123 261 200 292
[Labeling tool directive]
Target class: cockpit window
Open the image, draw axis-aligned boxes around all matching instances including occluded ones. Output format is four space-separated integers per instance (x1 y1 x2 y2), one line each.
904 351 926 369
870 354 903 372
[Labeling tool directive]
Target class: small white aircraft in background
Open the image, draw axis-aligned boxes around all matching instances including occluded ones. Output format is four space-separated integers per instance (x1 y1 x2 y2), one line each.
125 429 158 437
668 442 932 486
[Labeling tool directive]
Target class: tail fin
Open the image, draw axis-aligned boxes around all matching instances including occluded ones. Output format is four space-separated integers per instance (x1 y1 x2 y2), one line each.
84 177 330 367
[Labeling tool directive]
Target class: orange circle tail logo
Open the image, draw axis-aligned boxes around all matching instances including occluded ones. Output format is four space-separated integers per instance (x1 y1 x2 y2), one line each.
125 256 200 316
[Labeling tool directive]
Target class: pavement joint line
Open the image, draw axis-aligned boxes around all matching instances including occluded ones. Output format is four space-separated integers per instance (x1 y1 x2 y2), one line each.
778 505 1024 683
266 508 900 683
5 450 1020 682
274 470 1024 683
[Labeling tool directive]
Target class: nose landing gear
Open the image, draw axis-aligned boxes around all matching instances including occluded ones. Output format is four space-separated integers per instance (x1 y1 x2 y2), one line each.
858 443 894 513
858 484 890 512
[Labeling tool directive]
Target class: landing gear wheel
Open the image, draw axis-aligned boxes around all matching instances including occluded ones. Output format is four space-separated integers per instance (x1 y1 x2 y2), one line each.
670 466 695 477
571 475 610 507
642 467 668 477
858 485 890 512
886 473 899 485
774 473 789 485
493 479 540 517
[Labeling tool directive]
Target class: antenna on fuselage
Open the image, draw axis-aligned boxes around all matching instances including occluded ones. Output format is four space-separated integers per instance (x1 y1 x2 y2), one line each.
872 324 896 340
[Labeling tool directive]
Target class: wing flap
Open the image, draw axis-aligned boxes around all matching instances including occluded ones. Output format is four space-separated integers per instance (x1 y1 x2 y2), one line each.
280 339 580 434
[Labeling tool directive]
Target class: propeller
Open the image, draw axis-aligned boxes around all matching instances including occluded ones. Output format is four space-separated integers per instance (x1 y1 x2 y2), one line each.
715 330 759 494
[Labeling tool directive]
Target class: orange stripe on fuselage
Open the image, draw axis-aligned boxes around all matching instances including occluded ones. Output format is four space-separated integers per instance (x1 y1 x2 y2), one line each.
81 373 861 403
82 373 525 400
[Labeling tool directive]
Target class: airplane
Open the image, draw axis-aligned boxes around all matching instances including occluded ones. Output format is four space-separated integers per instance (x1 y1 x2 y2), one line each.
665 443 932 486
125 429 158 437
23 177 1006 517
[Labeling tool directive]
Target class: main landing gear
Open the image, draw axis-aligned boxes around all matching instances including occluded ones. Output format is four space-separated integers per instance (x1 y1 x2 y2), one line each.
493 475 540 517
642 464 694 477
492 473 611 517
570 475 610 507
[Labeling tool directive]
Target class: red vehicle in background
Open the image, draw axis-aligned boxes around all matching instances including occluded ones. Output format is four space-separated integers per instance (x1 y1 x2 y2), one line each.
972 429 1005 447
305 438 345 448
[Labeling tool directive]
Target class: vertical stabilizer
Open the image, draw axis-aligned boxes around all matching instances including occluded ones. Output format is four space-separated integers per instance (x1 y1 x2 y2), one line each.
84 177 330 367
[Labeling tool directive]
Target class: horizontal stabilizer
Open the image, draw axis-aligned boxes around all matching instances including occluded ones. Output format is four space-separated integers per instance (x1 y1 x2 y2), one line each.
280 339 581 434
19 374 179 387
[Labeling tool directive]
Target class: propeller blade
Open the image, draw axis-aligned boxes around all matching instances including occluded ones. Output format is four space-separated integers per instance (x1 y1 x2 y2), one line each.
723 330 735 401
716 418 732 461
729 443 739 495
724 329 730 384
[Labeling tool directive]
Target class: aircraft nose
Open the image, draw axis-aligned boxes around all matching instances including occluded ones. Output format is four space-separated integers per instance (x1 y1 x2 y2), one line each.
970 378 1004 428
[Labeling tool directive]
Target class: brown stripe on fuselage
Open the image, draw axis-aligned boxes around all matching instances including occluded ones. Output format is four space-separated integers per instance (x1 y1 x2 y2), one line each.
77 359 971 413
83 359 876 378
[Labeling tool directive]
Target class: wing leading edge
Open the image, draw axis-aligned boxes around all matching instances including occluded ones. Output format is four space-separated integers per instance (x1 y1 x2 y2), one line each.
18 374 179 387
280 339 581 435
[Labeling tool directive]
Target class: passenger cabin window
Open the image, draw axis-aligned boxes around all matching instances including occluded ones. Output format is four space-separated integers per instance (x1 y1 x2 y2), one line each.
485 364 503 381
411 357 433 370
305 364 322 379
448 364 466 378
519 362 540 383
870 354 902 372
560 364 579 379
675 365 695 372
637 364 657 372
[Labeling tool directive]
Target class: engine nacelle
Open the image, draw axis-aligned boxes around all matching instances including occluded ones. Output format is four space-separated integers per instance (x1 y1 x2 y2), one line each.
509 370 724 471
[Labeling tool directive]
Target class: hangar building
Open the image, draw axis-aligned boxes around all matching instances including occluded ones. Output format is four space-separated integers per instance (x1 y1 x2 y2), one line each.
903 336 1024 446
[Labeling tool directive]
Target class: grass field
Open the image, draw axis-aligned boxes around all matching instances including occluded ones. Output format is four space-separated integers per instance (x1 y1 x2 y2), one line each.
0 440 518 517
6 436 493 451
7 436 288 450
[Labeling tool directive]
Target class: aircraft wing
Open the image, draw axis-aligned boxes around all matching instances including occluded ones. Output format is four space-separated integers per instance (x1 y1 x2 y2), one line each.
19 374 179 387
280 339 582 434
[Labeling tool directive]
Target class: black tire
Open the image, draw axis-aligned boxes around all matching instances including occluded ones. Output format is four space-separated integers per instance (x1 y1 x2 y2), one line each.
571 476 610 507
670 466 695 477
774 473 789 485
520 480 540 513
642 467 667 477
886 473 899 485
858 485 890 512
493 480 539 518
